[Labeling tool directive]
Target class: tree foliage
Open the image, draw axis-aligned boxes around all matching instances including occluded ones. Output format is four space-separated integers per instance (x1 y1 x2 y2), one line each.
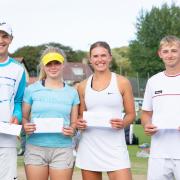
12 42 87 75
129 3 180 77
109 57 119 73
112 47 134 76
12 45 44 76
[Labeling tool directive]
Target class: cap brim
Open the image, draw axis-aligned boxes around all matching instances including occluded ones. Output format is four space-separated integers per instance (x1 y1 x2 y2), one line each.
42 52 64 65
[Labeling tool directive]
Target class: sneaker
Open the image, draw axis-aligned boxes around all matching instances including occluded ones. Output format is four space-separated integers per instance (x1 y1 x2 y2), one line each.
139 143 150 149
136 150 149 158
17 148 25 156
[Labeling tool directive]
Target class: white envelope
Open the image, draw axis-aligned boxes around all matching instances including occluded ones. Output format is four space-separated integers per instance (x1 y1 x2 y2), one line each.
0 122 22 136
33 118 64 133
153 114 180 129
83 111 121 128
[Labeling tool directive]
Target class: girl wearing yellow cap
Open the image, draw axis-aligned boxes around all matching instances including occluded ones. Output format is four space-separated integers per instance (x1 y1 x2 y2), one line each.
22 47 79 180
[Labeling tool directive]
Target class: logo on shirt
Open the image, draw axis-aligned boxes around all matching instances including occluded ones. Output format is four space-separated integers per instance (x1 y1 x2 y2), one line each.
154 90 162 94
14 177 18 180
107 92 113 95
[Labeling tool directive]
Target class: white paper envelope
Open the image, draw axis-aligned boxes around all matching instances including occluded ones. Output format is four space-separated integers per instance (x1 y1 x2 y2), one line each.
83 111 114 128
153 115 180 129
0 122 22 136
33 118 64 133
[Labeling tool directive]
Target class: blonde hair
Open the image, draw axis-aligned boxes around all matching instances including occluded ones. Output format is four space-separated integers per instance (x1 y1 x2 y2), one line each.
39 46 66 80
159 35 180 50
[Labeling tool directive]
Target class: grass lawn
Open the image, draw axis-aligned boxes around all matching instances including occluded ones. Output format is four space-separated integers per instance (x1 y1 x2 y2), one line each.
133 124 151 144
128 145 148 174
128 124 151 174
17 156 24 166
18 124 150 176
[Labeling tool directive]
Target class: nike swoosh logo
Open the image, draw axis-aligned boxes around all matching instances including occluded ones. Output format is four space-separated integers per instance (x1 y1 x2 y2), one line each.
107 92 113 95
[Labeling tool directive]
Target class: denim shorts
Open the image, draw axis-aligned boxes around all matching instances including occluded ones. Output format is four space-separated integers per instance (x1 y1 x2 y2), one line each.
24 144 75 169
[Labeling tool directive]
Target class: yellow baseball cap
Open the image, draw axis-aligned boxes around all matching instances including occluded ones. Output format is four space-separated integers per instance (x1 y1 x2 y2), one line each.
42 52 64 65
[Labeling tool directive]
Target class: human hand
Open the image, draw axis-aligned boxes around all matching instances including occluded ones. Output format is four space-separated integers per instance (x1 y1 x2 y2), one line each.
144 123 157 136
110 118 124 129
76 118 87 130
63 126 76 136
23 123 36 134
10 117 19 124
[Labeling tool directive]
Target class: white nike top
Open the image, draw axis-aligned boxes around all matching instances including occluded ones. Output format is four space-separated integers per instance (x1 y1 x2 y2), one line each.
76 72 130 171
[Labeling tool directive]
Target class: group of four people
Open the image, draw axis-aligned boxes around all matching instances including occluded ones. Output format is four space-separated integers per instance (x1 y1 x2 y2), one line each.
0 21 180 180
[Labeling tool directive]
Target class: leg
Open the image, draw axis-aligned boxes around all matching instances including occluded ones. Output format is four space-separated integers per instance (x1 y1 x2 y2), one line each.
25 165 49 180
49 168 73 180
107 168 132 180
24 144 49 180
81 169 102 180
49 147 75 180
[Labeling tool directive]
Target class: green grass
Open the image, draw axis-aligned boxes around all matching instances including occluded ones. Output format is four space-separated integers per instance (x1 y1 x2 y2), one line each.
128 145 148 174
134 124 151 144
128 124 150 174
17 156 24 166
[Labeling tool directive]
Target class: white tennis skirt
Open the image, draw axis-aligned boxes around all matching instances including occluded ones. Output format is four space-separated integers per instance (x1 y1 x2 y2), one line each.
75 127 130 172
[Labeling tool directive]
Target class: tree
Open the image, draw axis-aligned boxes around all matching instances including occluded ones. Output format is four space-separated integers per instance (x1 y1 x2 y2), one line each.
12 42 87 75
12 45 44 76
129 3 180 77
110 57 119 73
112 47 135 76
45 42 85 62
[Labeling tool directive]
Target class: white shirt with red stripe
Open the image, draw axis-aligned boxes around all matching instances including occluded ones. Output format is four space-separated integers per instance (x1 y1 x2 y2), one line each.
142 71 180 159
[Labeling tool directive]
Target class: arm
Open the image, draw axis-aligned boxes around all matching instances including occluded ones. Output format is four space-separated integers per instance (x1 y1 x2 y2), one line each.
111 75 136 129
22 102 36 135
141 79 157 136
141 110 157 136
63 104 78 136
76 80 87 130
12 71 26 124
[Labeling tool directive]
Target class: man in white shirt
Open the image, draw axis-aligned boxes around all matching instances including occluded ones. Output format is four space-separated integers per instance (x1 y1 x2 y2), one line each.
141 35 180 180
0 21 26 180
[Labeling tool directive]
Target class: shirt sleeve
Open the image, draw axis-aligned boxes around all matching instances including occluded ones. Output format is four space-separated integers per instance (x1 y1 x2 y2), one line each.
23 85 33 105
72 89 80 106
13 71 26 123
142 79 153 111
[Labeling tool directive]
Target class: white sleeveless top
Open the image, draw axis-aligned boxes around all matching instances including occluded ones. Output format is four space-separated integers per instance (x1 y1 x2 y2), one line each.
75 73 130 171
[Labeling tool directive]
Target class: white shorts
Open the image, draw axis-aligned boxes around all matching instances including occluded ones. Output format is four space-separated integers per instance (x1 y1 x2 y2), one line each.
0 148 17 180
148 158 180 180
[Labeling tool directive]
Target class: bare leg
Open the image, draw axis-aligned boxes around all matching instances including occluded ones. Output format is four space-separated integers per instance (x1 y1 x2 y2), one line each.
25 165 49 180
107 168 132 180
49 168 73 180
81 169 102 180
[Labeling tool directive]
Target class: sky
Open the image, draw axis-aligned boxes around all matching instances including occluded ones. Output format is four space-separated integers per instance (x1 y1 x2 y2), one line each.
1 0 179 53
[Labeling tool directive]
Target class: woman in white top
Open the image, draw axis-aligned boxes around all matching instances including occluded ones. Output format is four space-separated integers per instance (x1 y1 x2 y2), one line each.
76 41 135 180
